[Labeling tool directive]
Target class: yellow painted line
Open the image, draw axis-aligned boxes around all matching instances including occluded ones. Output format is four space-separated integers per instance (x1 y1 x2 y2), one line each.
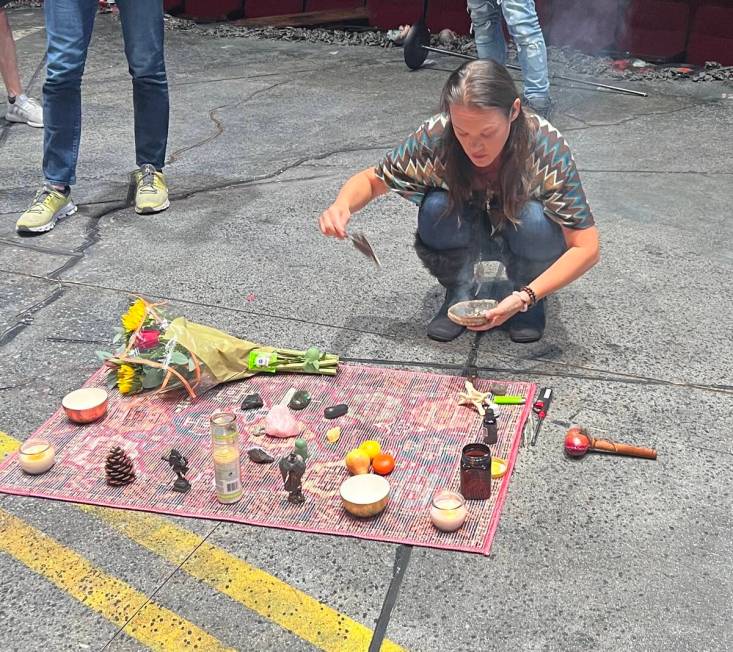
0 432 406 651
0 509 233 651
85 506 407 652
0 431 19 458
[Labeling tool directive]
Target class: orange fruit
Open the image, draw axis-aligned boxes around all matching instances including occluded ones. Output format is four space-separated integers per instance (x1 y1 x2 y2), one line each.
359 440 381 461
345 449 370 475
372 452 395 476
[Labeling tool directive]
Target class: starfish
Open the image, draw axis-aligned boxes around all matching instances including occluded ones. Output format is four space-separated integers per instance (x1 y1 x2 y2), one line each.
458 380 491 416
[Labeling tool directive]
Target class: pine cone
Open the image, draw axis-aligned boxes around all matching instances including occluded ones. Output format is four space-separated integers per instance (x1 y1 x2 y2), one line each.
105 446 135 487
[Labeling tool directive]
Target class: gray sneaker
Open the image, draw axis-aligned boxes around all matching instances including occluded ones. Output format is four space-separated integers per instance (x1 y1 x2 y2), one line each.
522 95 553 120
6 95 43 128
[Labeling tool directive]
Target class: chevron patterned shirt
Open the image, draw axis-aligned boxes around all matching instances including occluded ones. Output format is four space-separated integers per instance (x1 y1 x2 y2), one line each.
374 113 594 229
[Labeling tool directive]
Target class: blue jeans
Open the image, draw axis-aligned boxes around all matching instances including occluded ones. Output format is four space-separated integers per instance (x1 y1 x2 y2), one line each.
43 0 169 186
417 190 565 286
466 0 550 102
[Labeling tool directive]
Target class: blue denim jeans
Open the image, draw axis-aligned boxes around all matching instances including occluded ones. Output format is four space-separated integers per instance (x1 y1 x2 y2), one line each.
417 189 565 287
43 0 169 186
466 0 550 102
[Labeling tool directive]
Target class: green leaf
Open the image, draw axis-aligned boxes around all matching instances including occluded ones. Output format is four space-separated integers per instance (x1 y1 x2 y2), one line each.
96 350 113 362
106 371 118 389
187 358 196 372
141 367 166 389
112 331 123 344
169 350 189 366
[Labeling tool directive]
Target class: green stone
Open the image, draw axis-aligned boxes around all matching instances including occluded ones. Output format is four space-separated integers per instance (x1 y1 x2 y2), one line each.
288 390 311 411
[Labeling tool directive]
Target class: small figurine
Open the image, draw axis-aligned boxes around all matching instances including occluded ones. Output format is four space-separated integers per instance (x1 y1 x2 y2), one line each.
278 452 306 504
161 449 191 493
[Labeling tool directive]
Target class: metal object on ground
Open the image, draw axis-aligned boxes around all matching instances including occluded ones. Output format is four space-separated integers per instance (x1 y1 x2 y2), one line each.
403 23 648 98
530 387 553 446
350 231 381 268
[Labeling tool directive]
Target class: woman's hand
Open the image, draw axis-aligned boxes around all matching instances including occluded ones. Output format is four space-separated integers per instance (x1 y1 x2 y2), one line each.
319 202 351 239
467 293 525 331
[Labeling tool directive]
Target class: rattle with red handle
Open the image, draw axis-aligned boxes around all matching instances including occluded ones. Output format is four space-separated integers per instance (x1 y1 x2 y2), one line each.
564 427 657 460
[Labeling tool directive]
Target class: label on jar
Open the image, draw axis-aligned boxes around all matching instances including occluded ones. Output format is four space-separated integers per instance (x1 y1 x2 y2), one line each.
214 457 243 504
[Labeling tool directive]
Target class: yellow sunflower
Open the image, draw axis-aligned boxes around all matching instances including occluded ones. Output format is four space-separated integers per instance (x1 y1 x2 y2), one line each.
117 364 141 395
121 298 147 332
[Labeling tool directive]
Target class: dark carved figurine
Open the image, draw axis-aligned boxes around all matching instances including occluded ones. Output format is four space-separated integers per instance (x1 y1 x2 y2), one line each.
278 452 306 505
162 449 191 493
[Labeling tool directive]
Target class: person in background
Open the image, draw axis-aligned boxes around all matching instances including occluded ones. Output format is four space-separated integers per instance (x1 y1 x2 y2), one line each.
0 0 43 127
16 0 170 235
467 0 552 118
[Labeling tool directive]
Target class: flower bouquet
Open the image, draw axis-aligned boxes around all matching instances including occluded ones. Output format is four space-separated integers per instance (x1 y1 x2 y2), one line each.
98 298 339 398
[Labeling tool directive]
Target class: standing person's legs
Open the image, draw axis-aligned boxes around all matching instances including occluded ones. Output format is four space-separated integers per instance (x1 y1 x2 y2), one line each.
117 0 168 170
0 7 22 97
117 0 170 214
500 0 550 112
16 0 96 233
0 5 43 127
466 0 507 65
502 200 565 341
42 0 98 187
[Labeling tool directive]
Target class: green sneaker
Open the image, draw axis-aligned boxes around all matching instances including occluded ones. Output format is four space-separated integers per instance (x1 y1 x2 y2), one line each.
16 186 77 234
133 164 170 214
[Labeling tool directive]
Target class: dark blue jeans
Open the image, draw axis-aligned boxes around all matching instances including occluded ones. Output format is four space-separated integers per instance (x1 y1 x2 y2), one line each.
417 189 566 287
43 0 169 186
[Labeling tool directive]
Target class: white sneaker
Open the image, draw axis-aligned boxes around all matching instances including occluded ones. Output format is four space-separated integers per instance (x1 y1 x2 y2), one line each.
5 95 43 128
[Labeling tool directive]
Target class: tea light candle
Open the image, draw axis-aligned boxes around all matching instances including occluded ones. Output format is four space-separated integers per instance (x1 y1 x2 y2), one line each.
18 439 56 475
429 489 467 532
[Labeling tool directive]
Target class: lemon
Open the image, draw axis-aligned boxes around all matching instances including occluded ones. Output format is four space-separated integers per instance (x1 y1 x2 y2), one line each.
358 440 381 460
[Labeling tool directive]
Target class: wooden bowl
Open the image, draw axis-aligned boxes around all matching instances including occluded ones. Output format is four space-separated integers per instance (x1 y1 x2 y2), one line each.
339 474 390 518
62 388 108 424
448 299 498 327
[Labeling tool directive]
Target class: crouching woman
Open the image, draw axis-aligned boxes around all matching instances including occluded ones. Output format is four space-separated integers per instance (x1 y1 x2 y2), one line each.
318 59 599 342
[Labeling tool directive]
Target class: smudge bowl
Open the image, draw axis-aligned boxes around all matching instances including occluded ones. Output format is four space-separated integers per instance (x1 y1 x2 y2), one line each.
448 299 498 327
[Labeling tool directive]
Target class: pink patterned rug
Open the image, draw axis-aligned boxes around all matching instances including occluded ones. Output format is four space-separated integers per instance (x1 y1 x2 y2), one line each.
0 363 534 555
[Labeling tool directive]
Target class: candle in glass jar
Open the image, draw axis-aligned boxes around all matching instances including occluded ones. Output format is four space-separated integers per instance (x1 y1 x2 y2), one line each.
429 489 467 532
18 439 56 474
210 412 243 504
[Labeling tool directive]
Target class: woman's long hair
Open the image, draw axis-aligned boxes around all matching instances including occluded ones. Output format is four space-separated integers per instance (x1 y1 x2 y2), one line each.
440 60 533 224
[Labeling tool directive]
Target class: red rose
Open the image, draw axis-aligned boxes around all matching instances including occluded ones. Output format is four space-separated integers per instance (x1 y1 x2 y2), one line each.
135 329 160 351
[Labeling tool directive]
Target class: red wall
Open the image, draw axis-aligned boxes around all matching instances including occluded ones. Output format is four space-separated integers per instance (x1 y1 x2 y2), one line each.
165 0 733 65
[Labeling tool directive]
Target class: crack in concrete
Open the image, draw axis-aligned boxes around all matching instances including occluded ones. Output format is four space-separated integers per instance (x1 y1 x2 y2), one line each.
562 99 716 131
578 169 733 176
0 238 83 258
166 79 291 165
0 144 387 347
3 268 729 397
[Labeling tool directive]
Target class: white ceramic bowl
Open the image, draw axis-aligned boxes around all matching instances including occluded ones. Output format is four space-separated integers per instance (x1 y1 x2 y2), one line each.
339 474 390 518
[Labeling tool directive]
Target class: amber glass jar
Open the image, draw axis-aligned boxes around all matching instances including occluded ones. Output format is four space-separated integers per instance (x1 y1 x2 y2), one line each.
459 443 492 500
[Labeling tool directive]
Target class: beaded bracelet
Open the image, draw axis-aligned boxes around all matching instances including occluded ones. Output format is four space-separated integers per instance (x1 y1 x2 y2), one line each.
520 285 537 306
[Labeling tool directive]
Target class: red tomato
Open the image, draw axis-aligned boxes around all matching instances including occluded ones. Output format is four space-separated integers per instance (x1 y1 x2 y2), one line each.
372 453 395 475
